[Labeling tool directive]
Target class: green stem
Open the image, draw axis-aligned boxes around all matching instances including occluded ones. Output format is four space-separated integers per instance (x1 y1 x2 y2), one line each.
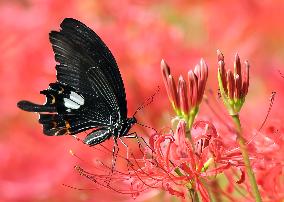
177 107 201 202
174 168 200 202
186 106 199 151
186 130 195 152
231 115 262 202
189 189 200 202
187 106 199 131
193 191 200 202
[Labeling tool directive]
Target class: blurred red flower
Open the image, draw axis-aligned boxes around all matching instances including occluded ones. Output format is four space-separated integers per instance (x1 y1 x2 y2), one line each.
1 0 284 201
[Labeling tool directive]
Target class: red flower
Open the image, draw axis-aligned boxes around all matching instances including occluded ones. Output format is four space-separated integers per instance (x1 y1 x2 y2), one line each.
161 59 208 130
74 119 252 201
217 50 249 115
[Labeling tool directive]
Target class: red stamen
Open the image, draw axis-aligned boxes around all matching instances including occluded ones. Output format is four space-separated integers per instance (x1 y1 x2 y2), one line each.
235 74 241 99
178 76 189 115
218 60 228 94
217 49 224 62
243 60 250 97
227 69 235 99
168 75 179 109
188 70 198 106
234 53 242 85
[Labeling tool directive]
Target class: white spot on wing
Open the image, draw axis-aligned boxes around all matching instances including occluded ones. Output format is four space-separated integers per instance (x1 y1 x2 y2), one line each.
64 98 81 109
69 91 84 105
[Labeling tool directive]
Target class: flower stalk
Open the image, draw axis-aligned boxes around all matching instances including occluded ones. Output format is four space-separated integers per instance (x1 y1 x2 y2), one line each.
161 59 209 201
232 114 262 202
217 50 262 202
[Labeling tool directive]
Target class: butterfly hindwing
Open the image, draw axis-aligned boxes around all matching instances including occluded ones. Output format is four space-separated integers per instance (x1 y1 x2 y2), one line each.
39 113 101 136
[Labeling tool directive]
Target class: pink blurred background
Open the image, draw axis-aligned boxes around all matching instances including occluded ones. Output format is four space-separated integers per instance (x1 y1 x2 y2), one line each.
1 0 284 201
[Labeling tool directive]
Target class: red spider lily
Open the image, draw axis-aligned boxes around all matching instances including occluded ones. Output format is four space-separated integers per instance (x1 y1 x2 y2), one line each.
74 119 251 201
217 51 264 202
161 60 180 114
249 124 284 201
72 51 284 201
161 59 208 129
217 50 249 115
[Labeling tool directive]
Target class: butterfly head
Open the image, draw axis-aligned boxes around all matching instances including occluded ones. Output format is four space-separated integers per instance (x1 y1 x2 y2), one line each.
127 117 137 126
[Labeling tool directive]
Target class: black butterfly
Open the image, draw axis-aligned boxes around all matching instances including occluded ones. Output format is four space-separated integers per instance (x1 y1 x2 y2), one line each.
17 18 137 146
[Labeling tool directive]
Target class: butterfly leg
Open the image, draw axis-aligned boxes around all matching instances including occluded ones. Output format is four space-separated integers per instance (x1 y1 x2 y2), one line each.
72 135 81 142
126 132 154 154
111 137 119 173
118 137 130 159
105 137 119 186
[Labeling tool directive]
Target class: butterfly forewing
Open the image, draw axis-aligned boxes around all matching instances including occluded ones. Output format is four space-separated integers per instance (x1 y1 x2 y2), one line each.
55 18 127 119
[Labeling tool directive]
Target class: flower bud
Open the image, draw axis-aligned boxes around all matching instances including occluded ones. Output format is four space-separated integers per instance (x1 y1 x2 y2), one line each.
217 50 250 115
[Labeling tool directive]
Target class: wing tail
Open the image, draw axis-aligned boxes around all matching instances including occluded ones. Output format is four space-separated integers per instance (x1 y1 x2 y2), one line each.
17 100 56 112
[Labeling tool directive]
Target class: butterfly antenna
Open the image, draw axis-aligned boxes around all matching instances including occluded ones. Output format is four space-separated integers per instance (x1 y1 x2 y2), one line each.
136 122 157 134
133 86 160 117
62 183 98 191
258 91 276 131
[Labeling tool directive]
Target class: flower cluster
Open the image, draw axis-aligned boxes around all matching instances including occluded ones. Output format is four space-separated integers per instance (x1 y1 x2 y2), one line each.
73 52 284 202
74 119 245 201
161 59 208 129
217 50 249 115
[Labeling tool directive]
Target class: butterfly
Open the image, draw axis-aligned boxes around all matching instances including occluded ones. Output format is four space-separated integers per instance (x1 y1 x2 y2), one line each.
17 18 137 146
